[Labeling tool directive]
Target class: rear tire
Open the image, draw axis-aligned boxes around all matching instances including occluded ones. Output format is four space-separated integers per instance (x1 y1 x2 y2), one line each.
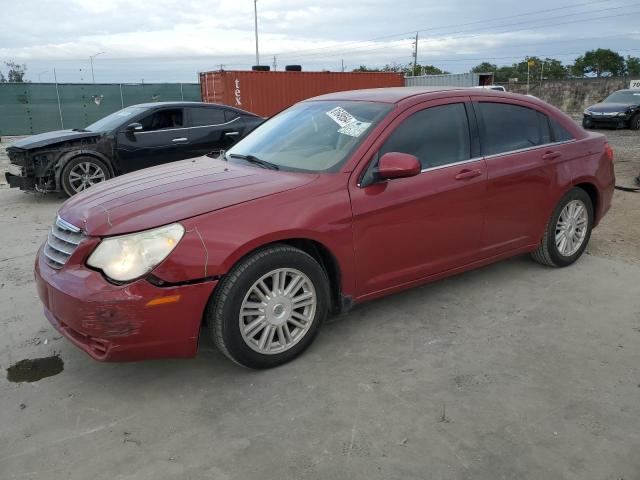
206 244 330 369
61 156 111 197
531 188 593 267
629 113 640 131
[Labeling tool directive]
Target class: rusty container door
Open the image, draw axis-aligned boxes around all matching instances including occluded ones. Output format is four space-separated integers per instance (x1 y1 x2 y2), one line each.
200 71 404 117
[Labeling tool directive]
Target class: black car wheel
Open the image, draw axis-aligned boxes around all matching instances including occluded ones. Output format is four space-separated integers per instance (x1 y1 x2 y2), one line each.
206 244 330 369
630 113 640 131
61 156 111 196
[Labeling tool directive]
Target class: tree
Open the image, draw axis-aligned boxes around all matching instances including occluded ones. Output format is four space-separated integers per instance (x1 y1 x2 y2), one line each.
626 56 640 77
1 61 28 82
572 49 625 77
471 62 497 73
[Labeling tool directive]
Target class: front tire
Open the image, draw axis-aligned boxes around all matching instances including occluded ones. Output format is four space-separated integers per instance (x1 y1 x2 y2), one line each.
531 188 593 267
206 244 330 369
629 113 640 131
61 156 111 197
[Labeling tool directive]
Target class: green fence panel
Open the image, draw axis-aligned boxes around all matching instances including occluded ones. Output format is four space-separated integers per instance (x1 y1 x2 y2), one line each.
0 83 201 136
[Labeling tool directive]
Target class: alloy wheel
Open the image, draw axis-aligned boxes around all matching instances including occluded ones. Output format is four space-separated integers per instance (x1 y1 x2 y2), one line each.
555 199 588 257
68 162 106 192
239 268 317 354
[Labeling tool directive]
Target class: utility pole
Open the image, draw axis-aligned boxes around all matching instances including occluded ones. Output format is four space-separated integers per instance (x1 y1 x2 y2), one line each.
412 32 419 76
341 59 344 72
219 64 224 71
273 56 277 71
540 61 545 84
254 0 260 65
89 51 105 84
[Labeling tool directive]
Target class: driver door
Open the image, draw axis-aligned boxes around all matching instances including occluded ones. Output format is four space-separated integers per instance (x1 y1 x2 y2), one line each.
115 107 189 173
349 99 487 298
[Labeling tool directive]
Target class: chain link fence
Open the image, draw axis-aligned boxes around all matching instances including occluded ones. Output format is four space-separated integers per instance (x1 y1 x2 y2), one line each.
0 83 201 136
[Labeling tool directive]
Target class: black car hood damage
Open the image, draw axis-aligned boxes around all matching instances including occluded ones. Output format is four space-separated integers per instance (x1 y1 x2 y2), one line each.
9 130 102 150
587 102 637 113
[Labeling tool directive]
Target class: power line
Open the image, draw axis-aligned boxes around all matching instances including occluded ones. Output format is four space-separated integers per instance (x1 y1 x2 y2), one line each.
268 0 625 59
274 7 640 63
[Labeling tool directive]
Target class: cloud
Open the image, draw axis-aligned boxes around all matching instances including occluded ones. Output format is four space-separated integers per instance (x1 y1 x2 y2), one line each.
0 0 638 81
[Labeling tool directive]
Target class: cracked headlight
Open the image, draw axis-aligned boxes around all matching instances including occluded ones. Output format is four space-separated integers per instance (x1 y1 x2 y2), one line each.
87 223 184 282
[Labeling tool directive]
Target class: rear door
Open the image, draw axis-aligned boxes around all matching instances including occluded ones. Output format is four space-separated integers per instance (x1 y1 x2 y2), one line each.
472 98 561 256
349 99 487 297
115 107 188 173
187 107 246 157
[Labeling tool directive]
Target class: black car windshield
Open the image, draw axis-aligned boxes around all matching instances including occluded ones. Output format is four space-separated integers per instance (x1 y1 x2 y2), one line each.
226 100 393 173
603 90 640 104
85 106 147 132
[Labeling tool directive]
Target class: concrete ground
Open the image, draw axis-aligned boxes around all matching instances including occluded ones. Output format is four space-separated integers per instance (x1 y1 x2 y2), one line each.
1 129 639 480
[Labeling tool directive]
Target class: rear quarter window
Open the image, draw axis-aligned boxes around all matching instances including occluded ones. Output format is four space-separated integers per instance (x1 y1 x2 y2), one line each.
476 102 551 155
550 118 575 142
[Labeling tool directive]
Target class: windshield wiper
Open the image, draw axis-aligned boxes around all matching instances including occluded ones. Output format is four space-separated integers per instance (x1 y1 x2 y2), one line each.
228 153 279 170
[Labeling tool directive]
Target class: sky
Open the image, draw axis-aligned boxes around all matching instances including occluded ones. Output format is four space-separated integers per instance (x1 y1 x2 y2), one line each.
1 0 639 83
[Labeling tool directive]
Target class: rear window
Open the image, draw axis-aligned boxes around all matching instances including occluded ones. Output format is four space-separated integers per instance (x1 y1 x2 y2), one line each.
476 102 550 155
191 107 225 127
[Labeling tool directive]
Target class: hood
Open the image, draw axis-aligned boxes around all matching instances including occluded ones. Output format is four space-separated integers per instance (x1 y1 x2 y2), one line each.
586 102 635 113
58 156 318 236
9 130 102 150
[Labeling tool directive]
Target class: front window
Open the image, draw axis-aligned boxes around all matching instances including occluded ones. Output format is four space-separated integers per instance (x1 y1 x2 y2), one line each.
603 91 640 104
226 100 393 173
85 106 147 132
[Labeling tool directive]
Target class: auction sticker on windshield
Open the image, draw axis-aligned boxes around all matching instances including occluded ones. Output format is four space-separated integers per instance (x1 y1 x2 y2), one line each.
338 121 371 137
326 106 357 127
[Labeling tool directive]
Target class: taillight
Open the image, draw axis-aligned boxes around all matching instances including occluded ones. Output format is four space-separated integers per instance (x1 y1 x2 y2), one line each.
604 143 614 162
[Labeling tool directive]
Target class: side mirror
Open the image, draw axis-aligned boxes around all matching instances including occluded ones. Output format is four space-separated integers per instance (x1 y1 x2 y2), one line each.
377 152 421 180
125 122 143 132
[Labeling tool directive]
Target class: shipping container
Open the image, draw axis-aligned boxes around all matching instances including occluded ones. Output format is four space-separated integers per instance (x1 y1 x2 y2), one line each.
405 72 493 88
199 70 404 117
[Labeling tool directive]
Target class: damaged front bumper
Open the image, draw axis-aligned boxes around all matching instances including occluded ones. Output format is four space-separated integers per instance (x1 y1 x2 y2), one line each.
6 147 59 192
35 245 218 362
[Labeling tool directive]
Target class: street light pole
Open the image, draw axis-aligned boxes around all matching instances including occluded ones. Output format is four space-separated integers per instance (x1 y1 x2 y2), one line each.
89 51 105 84
254 0 260 66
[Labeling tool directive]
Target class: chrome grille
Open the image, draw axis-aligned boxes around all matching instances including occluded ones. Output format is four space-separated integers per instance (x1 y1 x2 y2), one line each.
44 216 85 269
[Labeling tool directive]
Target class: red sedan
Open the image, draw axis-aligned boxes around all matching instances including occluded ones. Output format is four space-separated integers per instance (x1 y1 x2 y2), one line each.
35 87 615 369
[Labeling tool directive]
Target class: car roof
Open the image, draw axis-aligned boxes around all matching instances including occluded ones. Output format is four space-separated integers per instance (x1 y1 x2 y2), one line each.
306 86 526 104
130 101 257 116
307 87 468 103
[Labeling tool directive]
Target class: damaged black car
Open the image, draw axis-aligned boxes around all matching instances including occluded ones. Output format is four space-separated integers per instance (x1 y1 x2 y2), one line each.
5 101 264 196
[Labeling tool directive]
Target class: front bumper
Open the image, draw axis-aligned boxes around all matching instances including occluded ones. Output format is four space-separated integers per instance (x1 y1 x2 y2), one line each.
5 172 36 190
583 114 630 128
35 247 217 362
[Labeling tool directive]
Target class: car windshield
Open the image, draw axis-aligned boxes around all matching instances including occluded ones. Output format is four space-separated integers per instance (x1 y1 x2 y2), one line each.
85 106 147 132
226 100 393 173
603 91 640 104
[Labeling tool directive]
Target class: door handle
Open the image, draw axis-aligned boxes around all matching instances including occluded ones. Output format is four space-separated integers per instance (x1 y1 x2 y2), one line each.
172 137 188 142
224 131 240 136
455 169 483 180
542 151 562 160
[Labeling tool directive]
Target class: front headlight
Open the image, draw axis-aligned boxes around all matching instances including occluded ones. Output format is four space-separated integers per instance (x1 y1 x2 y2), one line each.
616 111 628 117
87 223 184 282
